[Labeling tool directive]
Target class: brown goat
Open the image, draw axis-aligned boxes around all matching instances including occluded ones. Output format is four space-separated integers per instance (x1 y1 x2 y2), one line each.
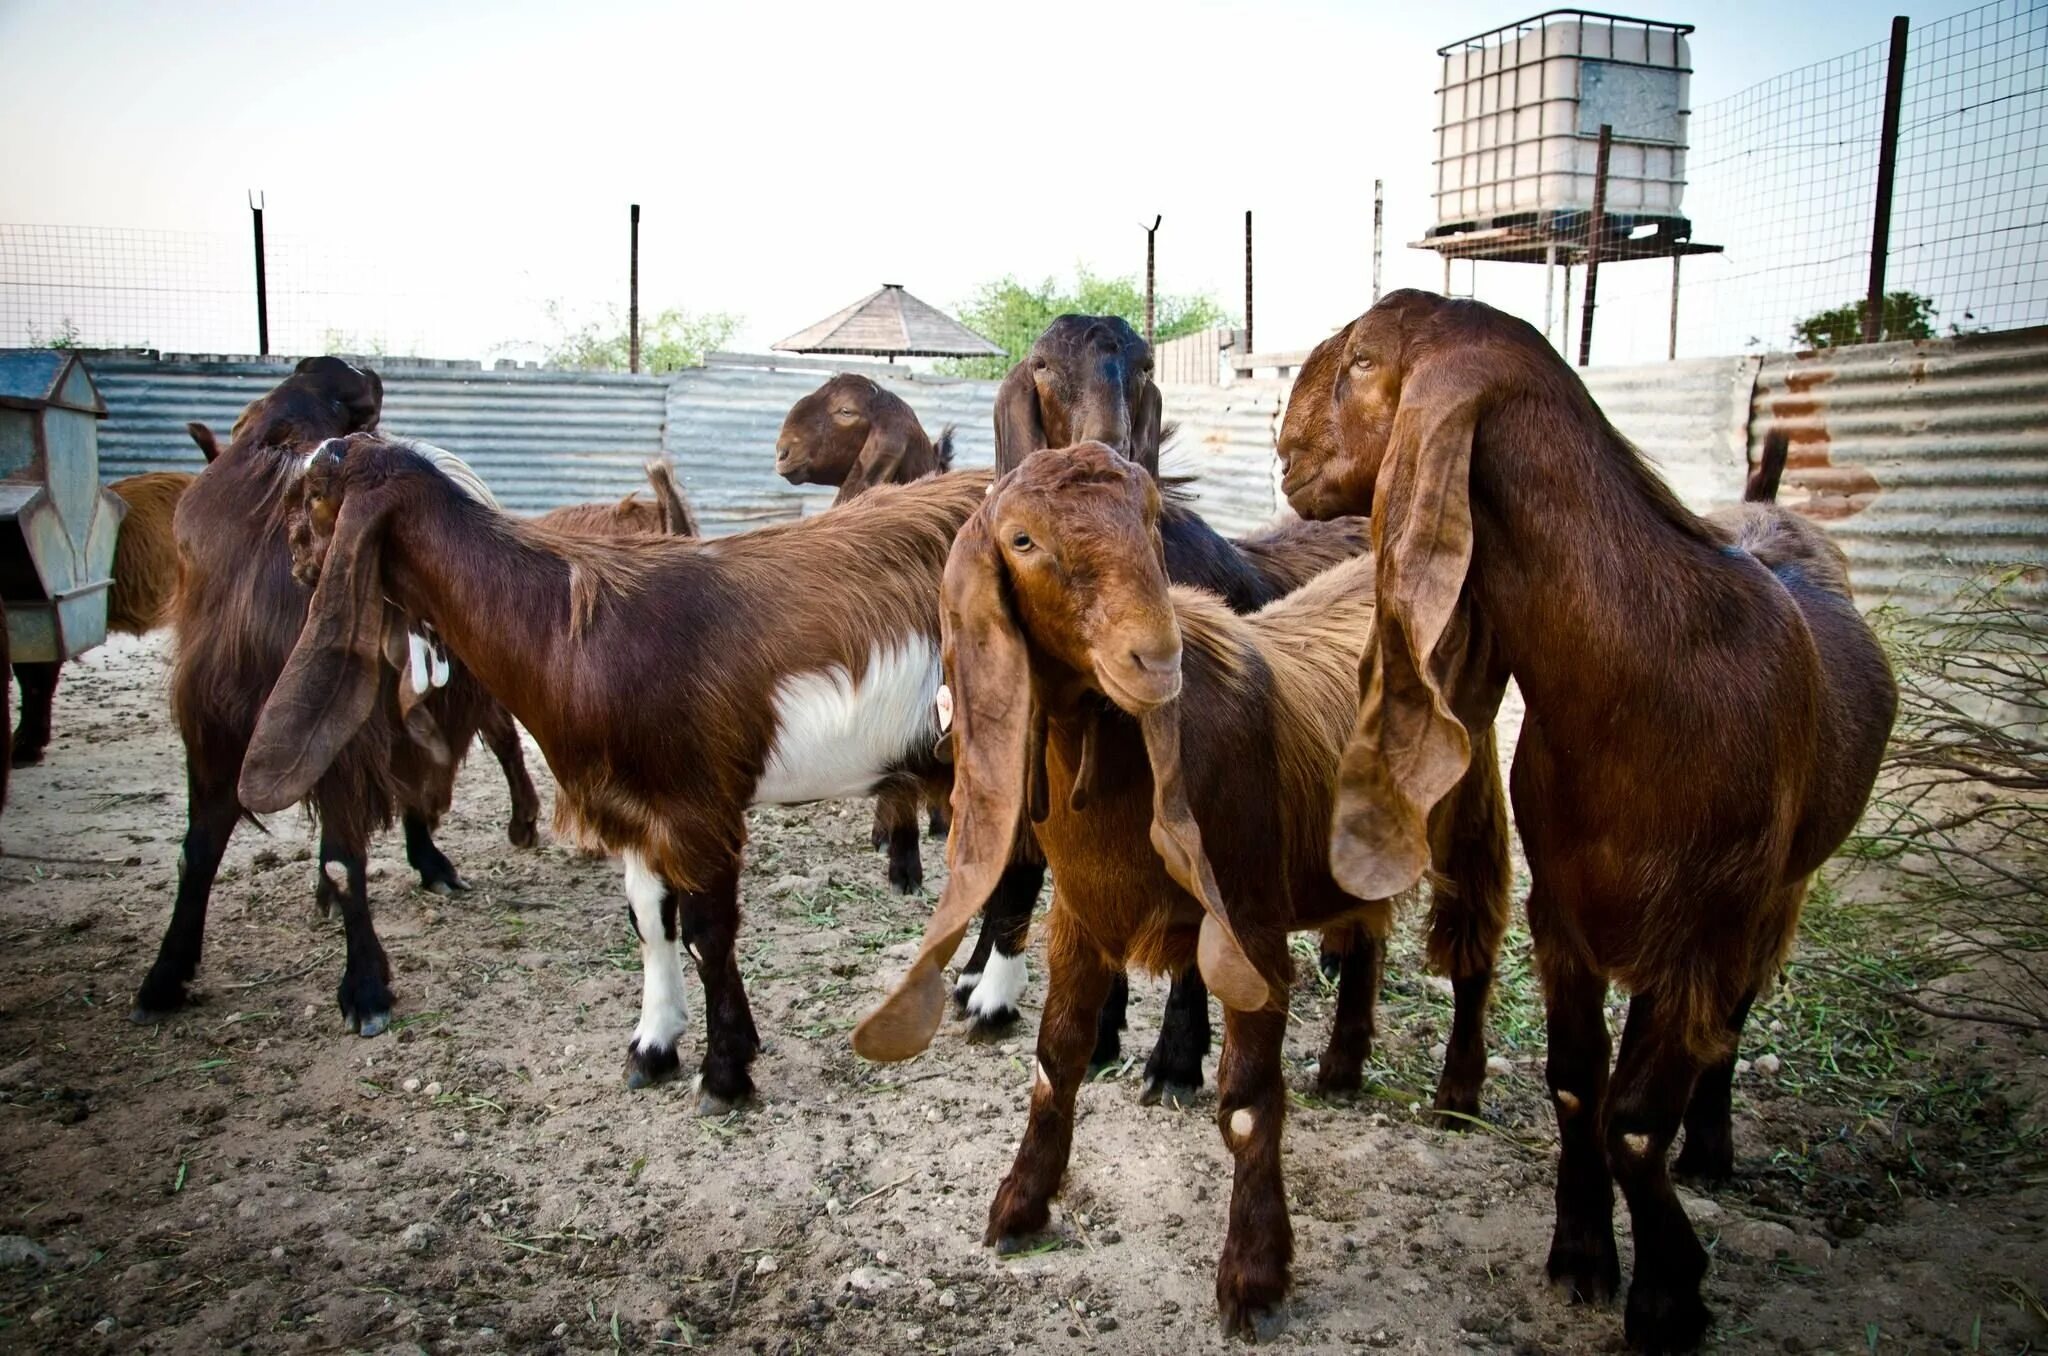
535 459 698 536
1282 291 1896 1351
133 357 542 1038
856 444 1509 1334
958 313 1382 1109
776 373 956 505
238 434 992 1111
775 373 958 888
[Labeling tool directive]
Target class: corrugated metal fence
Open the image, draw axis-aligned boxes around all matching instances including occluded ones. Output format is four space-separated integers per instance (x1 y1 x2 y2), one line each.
81 330 2047 605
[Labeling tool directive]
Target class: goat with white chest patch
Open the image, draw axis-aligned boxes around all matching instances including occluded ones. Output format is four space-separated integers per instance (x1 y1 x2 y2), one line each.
238 433 990 1111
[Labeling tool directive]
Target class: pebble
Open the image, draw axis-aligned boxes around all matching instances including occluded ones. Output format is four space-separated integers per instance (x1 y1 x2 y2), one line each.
302 1005 318 1020
424 1082 443 1097
825 1197 844 1217
1096 1316 1119 1333
1484 1055 1513 1078
400 1222 440 1255
401 1077 421 1094
755 1254 779 1276
925 1107 943 1124
270 1247 285 1262
1430 1042 1449 1063
0 1236 51 1269
1735 1058 1753 1077
1718 1218 1829 1270
451 1131 470 1148
93 1318 117 1336
1753 1053 1783 1078
551 1323 569 1338
846 1265 903 1293
938 1289 958 1310
906 1325 927 1342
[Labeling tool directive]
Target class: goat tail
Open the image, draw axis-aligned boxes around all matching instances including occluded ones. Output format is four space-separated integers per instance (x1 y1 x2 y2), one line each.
186 421 223 463
1745 430 1790 504
644 457 698 537
933 424 956 473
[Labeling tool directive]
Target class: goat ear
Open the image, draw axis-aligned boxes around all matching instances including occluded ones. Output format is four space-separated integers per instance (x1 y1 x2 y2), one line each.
1132 380 1164 476
238 489 394 813
855 508 1033 1060
993 365 1046 474
1067 705 1101 813
841 415 913 499
1138 703 1271 1012
1331 360 1481 901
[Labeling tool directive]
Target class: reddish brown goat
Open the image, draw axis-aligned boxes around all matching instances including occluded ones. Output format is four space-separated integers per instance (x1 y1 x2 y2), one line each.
1280 291 1896 1352
239 434 992 1111
776 373 959 889
133 358 542 1037
536 459 698 536
776 373 956 505
962 313 1379 1108
856 444 1510 1334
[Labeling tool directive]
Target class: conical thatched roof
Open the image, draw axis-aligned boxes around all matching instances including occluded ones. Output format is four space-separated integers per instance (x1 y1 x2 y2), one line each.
773 284 1004 359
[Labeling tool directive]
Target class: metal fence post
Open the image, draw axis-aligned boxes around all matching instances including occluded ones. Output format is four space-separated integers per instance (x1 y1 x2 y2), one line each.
1577 125 1613 368
629 203 641 374
1372 180 1384 302
249 191 268 357
1143 215 1160 348
1864 17 1911 343
1243 210 1253 355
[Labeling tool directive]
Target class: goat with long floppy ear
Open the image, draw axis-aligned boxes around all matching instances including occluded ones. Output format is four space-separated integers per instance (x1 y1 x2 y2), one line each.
1291 290 1895 1353
993 315 1162 475
854 505 1268 1063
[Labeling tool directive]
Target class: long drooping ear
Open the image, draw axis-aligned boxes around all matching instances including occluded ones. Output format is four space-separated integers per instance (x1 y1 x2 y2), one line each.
238 488 396 813
992 365 1046 474
840 414 914 499
1139 703 1271 1012
855 508 1034 1060
1131 380 1164 477
1331 359 1482 901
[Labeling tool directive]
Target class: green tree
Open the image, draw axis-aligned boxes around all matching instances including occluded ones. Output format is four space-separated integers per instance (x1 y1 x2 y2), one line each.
1792 291 1938 349
538 302 741 374
936 268 1233 380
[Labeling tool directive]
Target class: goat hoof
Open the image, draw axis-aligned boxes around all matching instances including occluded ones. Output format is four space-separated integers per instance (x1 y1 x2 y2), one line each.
1217 1254 1290 1341
1673 1139 1735 1185
886 858 923 896
1430 1081 1483 1123
506 818 539 849
964 1008 1021 1041
9 745 45 769
1546 1232 1621 1305
1315 1064 1364 1097
1624 1275 1711 1353
625 1040 682 1089
354 1010 393 1038
1317 951 1343 983
926 809 950 841
1140 1077 1201 1109
950 973 983 1014
695 1087 748 1118
337 973 395 1038
131 973 197 1022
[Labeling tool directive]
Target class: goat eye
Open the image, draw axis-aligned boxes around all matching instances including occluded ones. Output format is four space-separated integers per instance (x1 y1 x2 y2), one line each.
1353 354 1375 370
1010 532 1034 551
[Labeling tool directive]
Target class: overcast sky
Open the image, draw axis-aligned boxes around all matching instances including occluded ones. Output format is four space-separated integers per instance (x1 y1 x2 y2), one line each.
0 0 1990 364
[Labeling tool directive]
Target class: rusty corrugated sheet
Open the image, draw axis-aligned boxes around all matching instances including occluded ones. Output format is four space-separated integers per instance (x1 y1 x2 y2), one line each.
1751 325 2048 610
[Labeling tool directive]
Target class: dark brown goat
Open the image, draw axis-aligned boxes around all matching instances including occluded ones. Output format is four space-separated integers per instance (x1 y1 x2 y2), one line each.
239 434 993 1110
776 373 958 889
1283 291 1896 1352
856 444 1509 1334
133 357 542 1038
959 313 1377 1108
776 373 956 505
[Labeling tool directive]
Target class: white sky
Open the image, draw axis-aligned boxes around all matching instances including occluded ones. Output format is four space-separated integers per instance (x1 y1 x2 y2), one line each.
0 0 1991 364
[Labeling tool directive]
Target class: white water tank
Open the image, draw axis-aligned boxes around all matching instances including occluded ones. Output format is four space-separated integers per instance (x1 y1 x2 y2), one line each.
1433 12 1692 232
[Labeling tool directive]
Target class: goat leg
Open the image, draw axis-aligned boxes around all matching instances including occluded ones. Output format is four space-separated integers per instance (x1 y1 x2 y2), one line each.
1316 925 1383 1096
1674 988 1759 1185
872 784 922 895
316 810 394 1038
402 811 466 895
1428 737 1512 1118
1138 966 1211 1106
10 660 58 767
924 784 950 841
623 849 688 1091
477 699 539 849
1541 950 1621 1306
132 762 241 1020
1215 1002 1293 1338
959 861 1041 1035
986 903 1114 1251
1608 993 1713 1353
678 863 759 1115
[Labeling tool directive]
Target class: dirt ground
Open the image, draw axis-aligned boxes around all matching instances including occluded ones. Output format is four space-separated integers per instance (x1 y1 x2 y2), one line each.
1 633 2044 1355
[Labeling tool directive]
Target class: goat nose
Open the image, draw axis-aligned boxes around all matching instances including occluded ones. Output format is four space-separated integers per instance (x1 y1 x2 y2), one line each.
1129 644 1178 675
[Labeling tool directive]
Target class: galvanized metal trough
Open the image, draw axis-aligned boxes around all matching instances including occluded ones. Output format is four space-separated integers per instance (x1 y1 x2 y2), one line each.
0 351 125 662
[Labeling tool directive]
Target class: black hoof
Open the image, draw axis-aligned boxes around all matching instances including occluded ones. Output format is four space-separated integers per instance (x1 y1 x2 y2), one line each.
413 854 466 895
886 853 923 896
991 1230 1050 1257
1318 951 1343 983
337 958 395 1038
1140 1077 1201 1109
1315 1063 1364 1096
625 1039 682 1089
1624 1277 1711 1353
965 1008 1021 1040
696 1084 752 1117
130 984 197 1025
951 974 983 1014
1673 1138 1734 1185
1430 1079 1483 1122
506 817 539 850
10 745 45 769
1546 1233 1621 1306
926 808 950 841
